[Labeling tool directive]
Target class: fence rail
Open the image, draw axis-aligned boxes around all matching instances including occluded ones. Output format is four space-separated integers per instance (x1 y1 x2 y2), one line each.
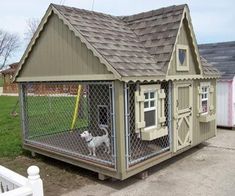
0 165 43 196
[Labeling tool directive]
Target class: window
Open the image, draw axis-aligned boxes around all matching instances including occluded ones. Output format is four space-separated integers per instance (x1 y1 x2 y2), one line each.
144 91 157 128
98 105 108 127
176 44 189 71
135 84 168 141
198 82 216 122
201 85 209 114
179 49 187 65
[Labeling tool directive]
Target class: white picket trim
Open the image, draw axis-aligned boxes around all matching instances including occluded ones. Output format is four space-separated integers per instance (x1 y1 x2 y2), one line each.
0 165 43 196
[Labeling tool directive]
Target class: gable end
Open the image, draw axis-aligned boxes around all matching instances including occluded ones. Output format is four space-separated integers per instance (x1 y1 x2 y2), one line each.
166 7 203 79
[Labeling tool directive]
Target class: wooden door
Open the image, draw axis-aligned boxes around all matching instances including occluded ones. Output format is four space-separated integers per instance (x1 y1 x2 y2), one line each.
173 82 193 152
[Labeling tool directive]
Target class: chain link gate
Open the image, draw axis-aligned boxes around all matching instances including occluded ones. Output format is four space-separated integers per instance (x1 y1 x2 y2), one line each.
20 81 116 168
125 82 170 167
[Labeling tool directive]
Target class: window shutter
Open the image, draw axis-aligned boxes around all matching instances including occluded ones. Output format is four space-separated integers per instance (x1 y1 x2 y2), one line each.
135 90 145 133
209 86 214 111
197 86 203 114
158 89 166 127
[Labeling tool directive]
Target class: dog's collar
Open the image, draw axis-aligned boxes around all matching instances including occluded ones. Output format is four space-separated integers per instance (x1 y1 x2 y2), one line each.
86 137 93 143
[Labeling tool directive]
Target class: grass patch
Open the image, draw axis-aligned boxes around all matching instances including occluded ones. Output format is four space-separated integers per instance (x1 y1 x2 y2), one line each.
0 96 23 157
0 95 88 157
26 96 88 138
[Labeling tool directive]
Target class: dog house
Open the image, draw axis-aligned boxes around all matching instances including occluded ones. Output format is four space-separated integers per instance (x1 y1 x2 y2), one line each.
14 4 220 180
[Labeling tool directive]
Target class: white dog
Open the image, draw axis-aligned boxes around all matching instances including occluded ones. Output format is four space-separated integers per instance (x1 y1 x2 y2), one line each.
80 127 110 156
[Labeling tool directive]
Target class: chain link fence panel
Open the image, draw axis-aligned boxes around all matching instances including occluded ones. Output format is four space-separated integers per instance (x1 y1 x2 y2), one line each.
125 82 170 167
20 81 116 168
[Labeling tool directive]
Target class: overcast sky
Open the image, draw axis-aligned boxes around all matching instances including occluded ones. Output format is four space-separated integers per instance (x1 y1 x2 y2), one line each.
1 0 235 63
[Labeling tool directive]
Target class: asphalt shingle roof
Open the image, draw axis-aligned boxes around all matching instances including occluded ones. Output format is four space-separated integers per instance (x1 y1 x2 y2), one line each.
0 63 19 75
199 41 235 79
200 57 220 77
122 5 185 73
14 4 220 80
52 4 185 77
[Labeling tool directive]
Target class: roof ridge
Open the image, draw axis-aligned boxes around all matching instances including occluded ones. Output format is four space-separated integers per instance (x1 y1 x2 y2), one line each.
51 3 187 20
51 3 120 19
121 4 187 22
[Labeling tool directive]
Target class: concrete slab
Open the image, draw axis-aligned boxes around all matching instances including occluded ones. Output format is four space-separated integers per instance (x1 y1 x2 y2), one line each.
62 129 235 196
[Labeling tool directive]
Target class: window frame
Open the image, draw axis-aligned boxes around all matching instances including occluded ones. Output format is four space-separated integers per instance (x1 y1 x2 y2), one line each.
200 82 210 115
176 44 189 71
140 85 159 131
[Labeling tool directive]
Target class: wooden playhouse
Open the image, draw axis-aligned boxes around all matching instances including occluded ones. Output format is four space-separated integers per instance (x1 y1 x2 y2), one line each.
14 4 220 180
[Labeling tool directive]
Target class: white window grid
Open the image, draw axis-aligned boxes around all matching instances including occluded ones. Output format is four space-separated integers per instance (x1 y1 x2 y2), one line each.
201 84 210 114
144 91 156 112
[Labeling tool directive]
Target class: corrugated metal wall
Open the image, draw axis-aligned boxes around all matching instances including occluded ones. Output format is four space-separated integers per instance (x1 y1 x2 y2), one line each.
217 81 230 126
18 13 111 80
168 19 200 76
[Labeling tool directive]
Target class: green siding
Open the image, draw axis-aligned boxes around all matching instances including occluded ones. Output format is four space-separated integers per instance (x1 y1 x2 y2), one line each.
168 19 200 76
17 14 111 81
192 79 216 145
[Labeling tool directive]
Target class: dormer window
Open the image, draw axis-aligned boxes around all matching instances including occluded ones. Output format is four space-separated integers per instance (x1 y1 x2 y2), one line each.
176 44 189 71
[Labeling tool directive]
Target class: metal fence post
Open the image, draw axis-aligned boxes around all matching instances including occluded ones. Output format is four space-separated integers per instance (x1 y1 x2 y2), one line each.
168 81 173 151
110 82 117 169
19 83 28 141
124 83 130 168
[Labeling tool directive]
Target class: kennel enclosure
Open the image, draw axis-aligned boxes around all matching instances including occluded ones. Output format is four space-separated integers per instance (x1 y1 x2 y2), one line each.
15 4 220 180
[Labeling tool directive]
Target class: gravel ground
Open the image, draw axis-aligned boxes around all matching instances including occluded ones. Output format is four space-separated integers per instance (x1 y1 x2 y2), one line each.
1 128 234 196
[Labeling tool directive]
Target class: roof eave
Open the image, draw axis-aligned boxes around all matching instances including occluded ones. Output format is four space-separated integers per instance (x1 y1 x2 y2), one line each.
121 75 166 82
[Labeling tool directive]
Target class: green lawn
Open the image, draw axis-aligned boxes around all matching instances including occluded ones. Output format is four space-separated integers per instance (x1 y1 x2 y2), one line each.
0 95 88 157
26 96 88 139
0 96 22 157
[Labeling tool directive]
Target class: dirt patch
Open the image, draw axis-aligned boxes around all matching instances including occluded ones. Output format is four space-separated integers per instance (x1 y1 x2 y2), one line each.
0 154 98 196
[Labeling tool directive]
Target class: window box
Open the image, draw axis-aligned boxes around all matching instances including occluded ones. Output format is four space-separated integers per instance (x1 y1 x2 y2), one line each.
141 126 168 141
199 113 216 123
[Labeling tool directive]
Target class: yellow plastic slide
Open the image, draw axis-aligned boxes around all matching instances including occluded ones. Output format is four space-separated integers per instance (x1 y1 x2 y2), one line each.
71 85 82 130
